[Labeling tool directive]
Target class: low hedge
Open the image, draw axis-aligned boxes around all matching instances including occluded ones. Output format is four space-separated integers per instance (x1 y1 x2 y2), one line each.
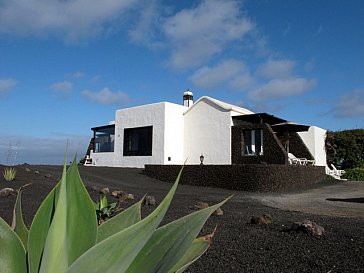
343 168 364 181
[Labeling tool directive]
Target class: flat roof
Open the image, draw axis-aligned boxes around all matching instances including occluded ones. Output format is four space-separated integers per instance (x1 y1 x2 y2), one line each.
233 113 287 125
91 124 115 131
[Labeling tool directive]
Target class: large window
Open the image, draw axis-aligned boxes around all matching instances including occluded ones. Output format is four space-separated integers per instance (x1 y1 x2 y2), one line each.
242 130 263 156
123 126 153 156
92 125 115 153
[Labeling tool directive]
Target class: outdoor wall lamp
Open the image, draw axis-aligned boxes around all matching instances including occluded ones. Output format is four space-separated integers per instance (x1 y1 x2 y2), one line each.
200 154 204 165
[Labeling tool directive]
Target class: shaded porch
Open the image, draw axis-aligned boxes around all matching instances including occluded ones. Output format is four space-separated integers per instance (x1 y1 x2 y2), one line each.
231 113 314 165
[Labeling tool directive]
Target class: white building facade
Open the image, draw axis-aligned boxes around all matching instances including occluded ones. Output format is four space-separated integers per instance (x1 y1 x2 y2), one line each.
88 93 326 168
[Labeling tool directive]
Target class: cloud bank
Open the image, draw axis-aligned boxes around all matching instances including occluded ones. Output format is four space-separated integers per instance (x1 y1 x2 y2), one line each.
0 0 139 42
82 87 130 105
162 0 254 69
248 78 317 101
50 80 73 99
0 133 90 165
189 60 254 90
256 59 296 79
331 89 364 118
0 1 320 109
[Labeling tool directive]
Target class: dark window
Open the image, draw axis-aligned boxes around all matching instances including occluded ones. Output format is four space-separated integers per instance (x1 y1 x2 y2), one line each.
241 130 263 156
123 126 153 156
93 125 115 153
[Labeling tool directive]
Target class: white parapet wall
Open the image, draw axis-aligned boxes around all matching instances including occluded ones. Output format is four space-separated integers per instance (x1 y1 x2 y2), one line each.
89 150 114 166
184 98 233 165
298 126 327 166
164 102 186 165
111 102 185 168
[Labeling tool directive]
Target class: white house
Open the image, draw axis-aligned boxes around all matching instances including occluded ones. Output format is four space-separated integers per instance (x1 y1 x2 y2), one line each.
87 91 326 168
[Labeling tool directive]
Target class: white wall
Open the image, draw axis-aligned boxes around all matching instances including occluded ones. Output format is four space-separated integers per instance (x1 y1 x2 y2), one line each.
164 103 186 164
90 102 185 168
89 151 114 166
298 126 327 166
184 98 232 165
113 102 165 168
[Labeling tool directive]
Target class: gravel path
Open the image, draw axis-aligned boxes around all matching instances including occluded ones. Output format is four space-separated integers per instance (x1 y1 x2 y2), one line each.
248 181 364 219
0 165 363 273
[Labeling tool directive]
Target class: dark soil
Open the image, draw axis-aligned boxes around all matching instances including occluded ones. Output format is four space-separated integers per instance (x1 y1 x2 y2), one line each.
1 164 363 273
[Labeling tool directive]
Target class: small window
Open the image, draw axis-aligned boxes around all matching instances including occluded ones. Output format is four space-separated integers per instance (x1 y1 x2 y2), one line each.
93 125 115 153
123 126 153 156
242 130 263 156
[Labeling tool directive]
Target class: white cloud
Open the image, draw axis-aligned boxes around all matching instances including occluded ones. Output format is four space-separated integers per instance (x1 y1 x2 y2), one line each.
189 60 254 90
256 59 296 79
162 0 254 69
50 81 73 99
0 0 139 42
331 89 364 118
249 77 316 101
82 87 129 105
0 78 17 97
0 133 89 165
128 0 163 49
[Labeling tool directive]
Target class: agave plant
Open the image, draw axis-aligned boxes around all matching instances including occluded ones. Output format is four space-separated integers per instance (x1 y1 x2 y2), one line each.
1 156 229 273
95 195 121 224
2 167 17 181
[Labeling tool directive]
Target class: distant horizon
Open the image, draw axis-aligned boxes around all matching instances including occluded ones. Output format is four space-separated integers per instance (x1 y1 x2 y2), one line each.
1 0 363 164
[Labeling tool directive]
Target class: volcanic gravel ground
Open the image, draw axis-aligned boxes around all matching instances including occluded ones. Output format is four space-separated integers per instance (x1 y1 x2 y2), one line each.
0 165 363 273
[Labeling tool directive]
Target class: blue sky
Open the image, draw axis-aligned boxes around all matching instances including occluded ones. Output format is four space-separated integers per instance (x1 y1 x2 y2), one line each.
1 0 363 164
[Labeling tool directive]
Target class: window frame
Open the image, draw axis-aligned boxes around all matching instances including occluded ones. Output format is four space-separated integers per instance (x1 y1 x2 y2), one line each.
92 125 115 153
241 129 263 156
123 126 153 156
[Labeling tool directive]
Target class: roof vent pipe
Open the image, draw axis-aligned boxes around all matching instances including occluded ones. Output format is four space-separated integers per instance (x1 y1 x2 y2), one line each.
183 89 194 107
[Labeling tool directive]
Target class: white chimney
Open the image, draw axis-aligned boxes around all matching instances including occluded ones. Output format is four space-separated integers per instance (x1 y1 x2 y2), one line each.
183 89 194 107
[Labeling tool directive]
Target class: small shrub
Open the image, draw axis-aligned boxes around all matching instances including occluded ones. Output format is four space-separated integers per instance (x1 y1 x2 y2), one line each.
2 167 16 181
95 195 121 224
0 156 229 273
343 167 364 181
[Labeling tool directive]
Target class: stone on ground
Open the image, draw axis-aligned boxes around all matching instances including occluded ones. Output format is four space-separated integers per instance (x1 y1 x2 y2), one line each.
0 188 17 196
99 187 110 195
291 220 325 236
144 195 156 206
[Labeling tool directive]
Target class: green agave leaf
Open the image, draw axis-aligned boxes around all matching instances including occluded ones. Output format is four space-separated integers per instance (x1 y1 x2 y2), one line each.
100 195 108 208
97 197 143 243
109 202 117 209
126 197 230 273
0 217 27 273
66 168 184 273
11 183 31 250
39 159 98 273
93 200 99 210
39 161 69 273
28 182 60 273
64 160 98 264
170 231 215 273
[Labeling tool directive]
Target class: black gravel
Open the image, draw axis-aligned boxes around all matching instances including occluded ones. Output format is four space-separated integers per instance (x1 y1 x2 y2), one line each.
0 165 363 273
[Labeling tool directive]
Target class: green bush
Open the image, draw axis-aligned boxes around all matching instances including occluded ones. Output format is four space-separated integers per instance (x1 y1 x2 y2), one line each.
0 156 228 273
343 168 364 181
2 167 17 181
326 129 364 169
